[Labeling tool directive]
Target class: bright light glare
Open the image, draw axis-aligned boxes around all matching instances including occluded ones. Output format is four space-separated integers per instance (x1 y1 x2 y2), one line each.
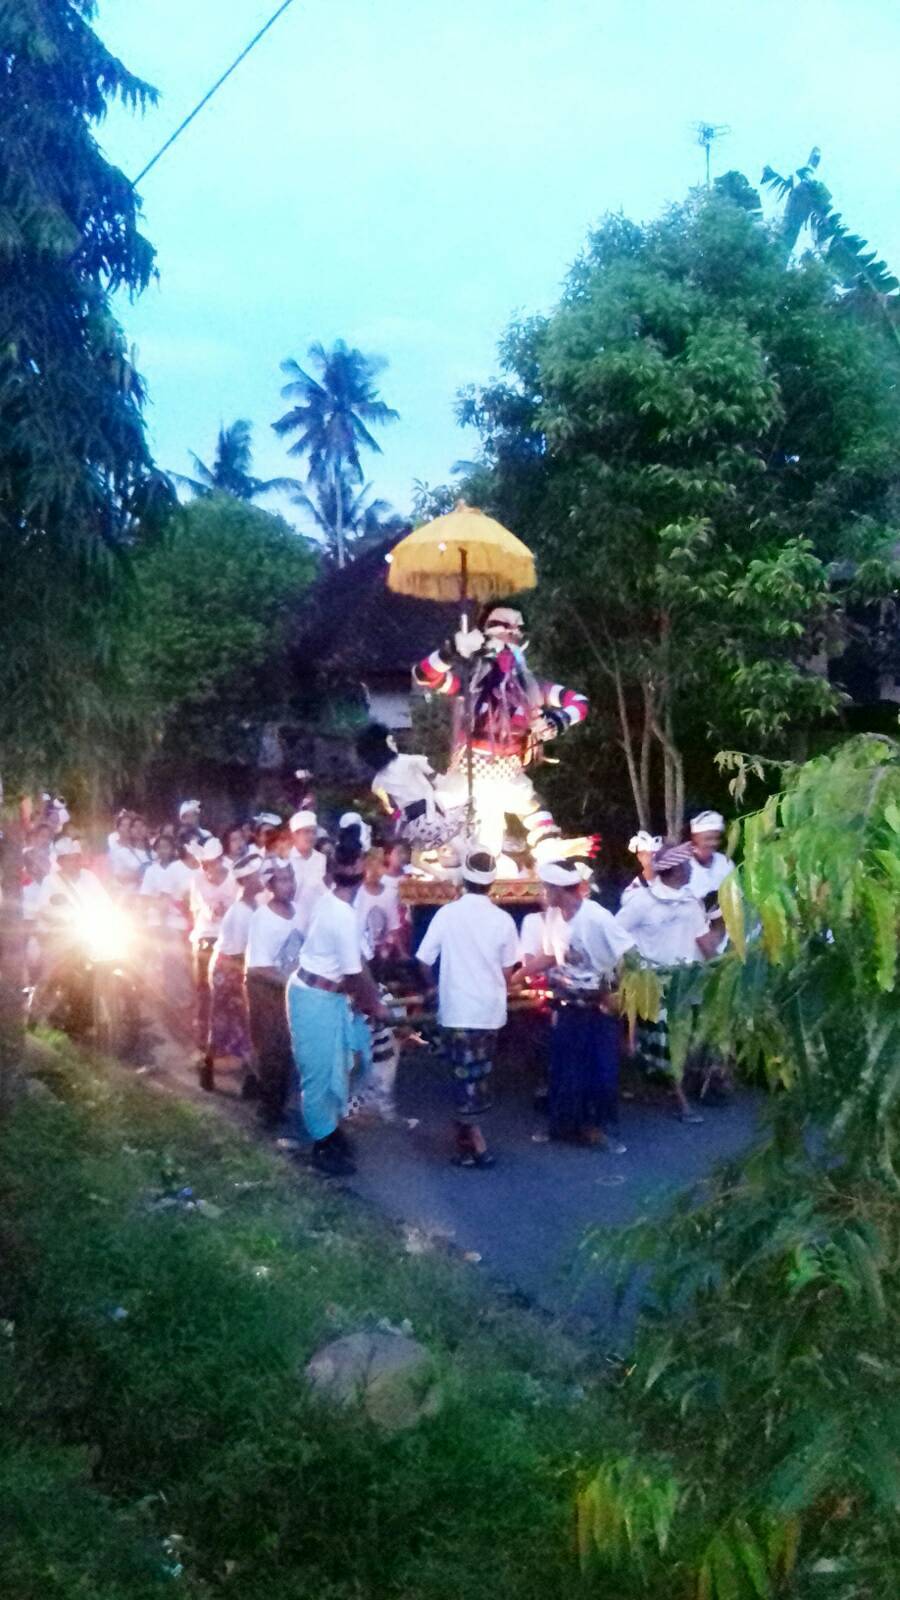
79 901 134 965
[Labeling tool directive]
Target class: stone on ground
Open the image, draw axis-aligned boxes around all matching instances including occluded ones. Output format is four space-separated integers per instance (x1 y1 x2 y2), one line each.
304 1331 443 1431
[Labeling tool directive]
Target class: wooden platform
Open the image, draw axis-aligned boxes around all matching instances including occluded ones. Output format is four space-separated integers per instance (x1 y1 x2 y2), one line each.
398 876 543 908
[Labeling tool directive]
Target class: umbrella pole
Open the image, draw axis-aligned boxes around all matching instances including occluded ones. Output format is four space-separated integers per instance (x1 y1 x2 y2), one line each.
459 548 475 833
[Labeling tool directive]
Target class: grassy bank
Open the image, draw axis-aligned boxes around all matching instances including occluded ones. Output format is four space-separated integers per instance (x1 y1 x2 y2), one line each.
0 1038 613 1599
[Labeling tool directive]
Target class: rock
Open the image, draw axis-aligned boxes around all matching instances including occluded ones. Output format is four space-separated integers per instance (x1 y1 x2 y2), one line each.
304 1331 443 1431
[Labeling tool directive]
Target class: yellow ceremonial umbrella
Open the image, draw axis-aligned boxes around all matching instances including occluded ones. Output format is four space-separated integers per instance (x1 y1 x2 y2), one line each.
387 503 537 824
386 502 536 605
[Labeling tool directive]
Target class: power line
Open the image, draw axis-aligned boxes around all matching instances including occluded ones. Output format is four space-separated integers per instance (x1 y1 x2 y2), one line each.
131 0 299 188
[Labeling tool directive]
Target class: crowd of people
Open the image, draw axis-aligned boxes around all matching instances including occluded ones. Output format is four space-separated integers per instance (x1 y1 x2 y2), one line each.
19 785 734 1178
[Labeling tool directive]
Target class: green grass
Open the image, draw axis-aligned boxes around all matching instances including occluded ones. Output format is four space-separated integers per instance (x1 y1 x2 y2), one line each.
0 1038 613 1599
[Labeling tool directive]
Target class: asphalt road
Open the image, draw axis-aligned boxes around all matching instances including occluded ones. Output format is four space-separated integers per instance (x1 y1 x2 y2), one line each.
344 1039 761 1329
149 1015 761 1333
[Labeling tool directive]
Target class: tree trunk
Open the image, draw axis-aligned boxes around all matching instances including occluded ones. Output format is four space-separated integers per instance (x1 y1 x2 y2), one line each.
612 665 650 830
334 460 345 569
0 793 25 1113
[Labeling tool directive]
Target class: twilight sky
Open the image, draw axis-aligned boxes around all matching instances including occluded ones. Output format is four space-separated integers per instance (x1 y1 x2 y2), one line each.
99 0 900 533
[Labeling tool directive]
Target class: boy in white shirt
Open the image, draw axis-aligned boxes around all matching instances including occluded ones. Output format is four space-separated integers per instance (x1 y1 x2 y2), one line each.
354 848 403 964
416 850 519 1168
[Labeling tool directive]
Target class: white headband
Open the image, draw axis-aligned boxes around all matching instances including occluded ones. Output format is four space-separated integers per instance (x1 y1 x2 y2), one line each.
233 851 263 880
462 854 497 885
537 861 581 888
629 830 662 855
690 811 725 834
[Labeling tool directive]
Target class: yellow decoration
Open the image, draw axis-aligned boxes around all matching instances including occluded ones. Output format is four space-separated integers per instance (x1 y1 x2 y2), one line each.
387 504 536 602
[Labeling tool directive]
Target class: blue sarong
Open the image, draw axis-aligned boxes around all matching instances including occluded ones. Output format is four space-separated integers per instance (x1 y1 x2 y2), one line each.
286 980 372 1141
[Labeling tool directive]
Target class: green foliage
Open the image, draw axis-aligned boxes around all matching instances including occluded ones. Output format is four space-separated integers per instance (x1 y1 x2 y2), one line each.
0 0 170 789
459 185 900 830
119 494 316 767
578 736 900 1597
0 1040 608 1599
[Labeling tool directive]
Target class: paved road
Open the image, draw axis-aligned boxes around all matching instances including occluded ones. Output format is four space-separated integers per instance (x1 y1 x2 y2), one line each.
153 1027 761 1332
345 1044 760 1328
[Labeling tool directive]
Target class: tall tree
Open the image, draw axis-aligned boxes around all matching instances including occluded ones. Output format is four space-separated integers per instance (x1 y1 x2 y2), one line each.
0 0 168 1076
459 186 900 834
176 418 301 502
292 467 404 560
272 339 398 568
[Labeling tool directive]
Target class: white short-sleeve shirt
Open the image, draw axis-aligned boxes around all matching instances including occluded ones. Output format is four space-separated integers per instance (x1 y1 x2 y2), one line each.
542 900 635 990
615 883 709 966
215 897 255 959
245 902 306 974
189 868 237 945
518 910 547 961
355 882 402 961
416 892 519 1031
689 851 732 901
300 890 364 983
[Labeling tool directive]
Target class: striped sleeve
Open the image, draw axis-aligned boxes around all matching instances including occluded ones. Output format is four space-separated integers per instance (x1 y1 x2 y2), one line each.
413 649 461 697
543 682 589 728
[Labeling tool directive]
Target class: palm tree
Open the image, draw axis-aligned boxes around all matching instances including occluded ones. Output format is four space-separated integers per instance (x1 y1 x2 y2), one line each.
293 470 406 561
176 419 302 501
273 340 399 567
762 149 900 348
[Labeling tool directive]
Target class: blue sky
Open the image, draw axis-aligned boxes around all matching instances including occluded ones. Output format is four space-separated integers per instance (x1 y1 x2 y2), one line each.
99 0 900 533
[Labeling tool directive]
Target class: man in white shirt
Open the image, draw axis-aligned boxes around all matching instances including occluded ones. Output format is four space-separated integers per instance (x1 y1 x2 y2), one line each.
416 850 518 1168
524 861 635 1152
245 861 306 1128
287 837 387 1176
688 810 732 904
615 840 720 1121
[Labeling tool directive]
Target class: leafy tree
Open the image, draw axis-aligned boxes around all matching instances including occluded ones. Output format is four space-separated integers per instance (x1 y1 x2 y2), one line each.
175 418 301 502
273 339 398 569
293 466 405 560
459 186 900 833
579 735 900 1598
0 0 169 1073
119 494 316 771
